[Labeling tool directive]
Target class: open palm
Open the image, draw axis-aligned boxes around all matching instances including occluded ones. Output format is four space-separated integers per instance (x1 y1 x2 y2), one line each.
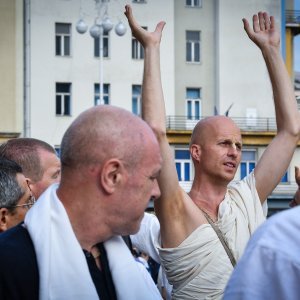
243 12 280 50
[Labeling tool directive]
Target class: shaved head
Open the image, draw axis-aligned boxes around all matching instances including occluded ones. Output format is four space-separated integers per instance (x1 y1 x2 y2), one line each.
60 105 157 173
190 116 241 147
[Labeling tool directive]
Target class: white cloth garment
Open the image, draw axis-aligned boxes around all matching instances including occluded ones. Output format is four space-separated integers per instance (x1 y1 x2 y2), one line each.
224 206 300 300
25 183 162 300
132 172 267 299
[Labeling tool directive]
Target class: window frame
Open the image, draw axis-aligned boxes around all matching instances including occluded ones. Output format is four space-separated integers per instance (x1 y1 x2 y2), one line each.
186 0 202 8
186 88 201 120
186 30 201 63
94 32 110 58
132 84 142 116
175 149 192 182
240 149 256 179
94 83 110 105
55 23 71 56
132 27 147 59
56 82 71 116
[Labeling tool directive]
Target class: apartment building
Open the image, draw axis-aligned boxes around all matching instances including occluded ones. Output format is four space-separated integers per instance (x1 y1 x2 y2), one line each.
1 0 299 214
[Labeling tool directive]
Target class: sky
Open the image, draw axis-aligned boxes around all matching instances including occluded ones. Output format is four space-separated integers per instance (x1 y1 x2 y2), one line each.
294 0 300 72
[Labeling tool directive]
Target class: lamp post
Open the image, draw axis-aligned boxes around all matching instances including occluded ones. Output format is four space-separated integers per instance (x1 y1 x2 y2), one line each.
76 0 127 105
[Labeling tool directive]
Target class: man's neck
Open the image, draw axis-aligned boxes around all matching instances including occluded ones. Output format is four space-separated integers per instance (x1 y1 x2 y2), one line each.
189 180 228 219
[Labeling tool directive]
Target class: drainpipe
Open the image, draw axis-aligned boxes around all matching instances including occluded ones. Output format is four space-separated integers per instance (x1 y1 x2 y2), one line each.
24 0 31 137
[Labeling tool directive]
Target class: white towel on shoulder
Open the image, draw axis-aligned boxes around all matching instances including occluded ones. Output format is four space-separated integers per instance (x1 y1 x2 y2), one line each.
25 183 161 300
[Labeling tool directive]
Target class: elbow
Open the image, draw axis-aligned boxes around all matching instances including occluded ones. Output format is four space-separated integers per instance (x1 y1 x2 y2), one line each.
147 122 167 141
281 122 300 142
279 114 300 141
289 118 300 140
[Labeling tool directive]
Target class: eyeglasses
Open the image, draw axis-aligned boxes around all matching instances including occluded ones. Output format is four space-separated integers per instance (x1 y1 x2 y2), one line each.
8 195 36 210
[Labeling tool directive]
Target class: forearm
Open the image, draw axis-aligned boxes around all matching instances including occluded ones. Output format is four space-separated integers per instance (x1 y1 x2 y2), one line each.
142 45 166 135
261 45 300 135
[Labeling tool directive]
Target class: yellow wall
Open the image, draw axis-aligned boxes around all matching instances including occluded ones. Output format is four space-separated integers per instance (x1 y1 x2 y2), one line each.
0 0 23 134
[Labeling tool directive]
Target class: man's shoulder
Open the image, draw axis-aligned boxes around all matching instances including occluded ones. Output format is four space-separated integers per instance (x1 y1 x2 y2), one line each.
0 223 34 256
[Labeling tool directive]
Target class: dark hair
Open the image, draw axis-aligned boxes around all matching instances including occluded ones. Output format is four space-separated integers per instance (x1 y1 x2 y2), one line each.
0 158 25 210
0 138 56 182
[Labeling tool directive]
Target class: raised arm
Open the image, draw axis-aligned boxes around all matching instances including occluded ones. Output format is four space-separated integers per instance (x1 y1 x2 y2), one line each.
290 166 300 207
243 12 300 203
125 5 203 248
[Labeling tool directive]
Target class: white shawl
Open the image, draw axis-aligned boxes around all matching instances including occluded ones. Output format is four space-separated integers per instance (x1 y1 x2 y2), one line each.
25 184 161 300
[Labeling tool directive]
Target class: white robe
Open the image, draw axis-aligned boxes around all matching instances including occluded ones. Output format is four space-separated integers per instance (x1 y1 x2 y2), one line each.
132 172 267 299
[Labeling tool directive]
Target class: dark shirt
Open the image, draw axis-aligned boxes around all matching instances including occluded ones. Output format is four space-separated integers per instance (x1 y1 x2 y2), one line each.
0 224 39 300
0 223 117 300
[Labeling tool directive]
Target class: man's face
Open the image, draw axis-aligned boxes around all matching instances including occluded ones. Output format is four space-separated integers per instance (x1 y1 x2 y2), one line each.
114 144 162 236
1 173 34 231
31 150 61 199
198 119 242 184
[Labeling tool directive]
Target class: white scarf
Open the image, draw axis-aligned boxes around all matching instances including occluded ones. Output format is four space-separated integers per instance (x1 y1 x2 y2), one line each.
25 184 162 300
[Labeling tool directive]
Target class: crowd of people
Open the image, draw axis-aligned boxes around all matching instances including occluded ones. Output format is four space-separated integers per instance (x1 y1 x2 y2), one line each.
0 4 300 300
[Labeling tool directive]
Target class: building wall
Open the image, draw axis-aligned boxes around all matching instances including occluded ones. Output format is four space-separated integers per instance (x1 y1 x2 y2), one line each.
174 0 216 117
216 0 281 119
29 0 175 146
0 0 23 134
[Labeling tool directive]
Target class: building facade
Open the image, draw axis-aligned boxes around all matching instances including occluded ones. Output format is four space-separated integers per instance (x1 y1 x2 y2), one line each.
1 0 300 214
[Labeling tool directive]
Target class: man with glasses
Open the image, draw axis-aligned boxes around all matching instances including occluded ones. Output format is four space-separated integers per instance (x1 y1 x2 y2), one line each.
0 158 35 232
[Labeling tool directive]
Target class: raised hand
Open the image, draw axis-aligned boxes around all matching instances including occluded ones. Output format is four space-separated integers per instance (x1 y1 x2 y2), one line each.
124 4 165 48
243 12 280 50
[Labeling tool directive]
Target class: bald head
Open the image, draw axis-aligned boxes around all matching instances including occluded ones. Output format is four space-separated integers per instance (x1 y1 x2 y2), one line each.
60 105 158 172
190 116 241 147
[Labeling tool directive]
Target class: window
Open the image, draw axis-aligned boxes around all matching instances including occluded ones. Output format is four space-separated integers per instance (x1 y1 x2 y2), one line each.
56 83 71 116
54 147 61 158
186 88 201 120
186 31 200 62
94 83 110 105
281 171 289 183
94 32 109 58
186 0 202 7
240 150 256 179
175 149 191 181
55 23 71 56
132 27 147 59
132 85 142 115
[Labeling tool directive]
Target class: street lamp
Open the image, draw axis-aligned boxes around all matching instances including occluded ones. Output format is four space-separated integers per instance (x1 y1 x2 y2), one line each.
76 0 127 105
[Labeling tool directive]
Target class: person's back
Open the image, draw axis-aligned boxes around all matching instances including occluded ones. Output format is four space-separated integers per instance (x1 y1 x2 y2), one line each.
223 205 300 300
0 224 39 300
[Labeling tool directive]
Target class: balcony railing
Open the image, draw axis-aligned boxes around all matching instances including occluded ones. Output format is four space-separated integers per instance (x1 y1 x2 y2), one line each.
166 116 277 132
286 10 300 25
179 180 297 198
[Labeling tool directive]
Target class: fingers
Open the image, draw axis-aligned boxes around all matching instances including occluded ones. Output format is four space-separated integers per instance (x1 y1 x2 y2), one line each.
155 21 166 35
258 12 265 31
252 14 259 32
264 12 270 30
270 16 275 30
242 18 252 38
124 5 139 31
248 11 272 33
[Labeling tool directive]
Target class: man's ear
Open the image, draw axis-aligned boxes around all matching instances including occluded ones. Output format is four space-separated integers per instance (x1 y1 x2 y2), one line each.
0 208 9 233
190 144 201 162
101 159 124 194
26 178 36 195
